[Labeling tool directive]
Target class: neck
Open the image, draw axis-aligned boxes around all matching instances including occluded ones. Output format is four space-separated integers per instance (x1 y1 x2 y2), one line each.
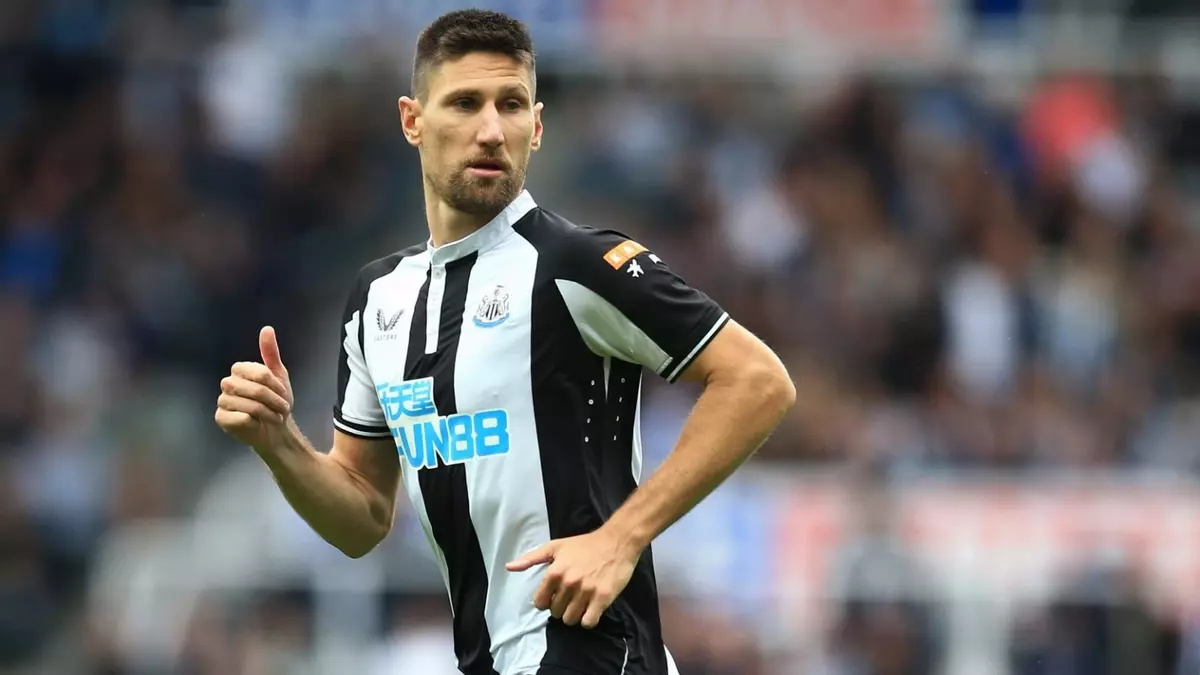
424 183 506 248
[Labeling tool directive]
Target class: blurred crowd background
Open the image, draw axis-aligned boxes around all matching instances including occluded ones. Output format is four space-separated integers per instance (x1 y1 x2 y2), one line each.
2 0 1199 673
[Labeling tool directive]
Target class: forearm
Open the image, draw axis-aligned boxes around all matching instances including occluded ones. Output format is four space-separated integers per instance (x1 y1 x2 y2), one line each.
603 370 794 553
256 420 391 558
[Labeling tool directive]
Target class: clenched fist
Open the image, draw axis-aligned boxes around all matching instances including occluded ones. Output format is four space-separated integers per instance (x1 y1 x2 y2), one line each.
215 326 295 450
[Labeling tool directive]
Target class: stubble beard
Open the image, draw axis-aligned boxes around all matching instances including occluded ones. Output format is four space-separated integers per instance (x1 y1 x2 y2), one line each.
438 161 527 218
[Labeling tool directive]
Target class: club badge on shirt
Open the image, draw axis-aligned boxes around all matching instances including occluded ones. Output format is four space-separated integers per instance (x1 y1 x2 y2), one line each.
473 284 511 328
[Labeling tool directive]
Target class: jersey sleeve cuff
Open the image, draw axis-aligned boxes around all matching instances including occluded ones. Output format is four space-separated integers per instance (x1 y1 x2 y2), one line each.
332 408 392 439
662 311 730 383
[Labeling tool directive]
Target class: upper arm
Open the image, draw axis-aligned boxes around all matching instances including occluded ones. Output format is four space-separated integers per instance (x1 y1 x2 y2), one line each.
675 318 793 394
554 229 729 383
330 429 401 511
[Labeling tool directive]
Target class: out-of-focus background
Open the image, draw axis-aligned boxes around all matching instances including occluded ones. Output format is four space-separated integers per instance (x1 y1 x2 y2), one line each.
1 0 1199 673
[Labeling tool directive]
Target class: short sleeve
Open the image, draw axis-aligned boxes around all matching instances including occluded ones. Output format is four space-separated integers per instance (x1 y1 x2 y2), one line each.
332 270 391 438
555 228 729 383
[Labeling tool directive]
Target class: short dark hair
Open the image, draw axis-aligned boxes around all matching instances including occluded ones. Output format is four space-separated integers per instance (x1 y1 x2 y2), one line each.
412 9 536 100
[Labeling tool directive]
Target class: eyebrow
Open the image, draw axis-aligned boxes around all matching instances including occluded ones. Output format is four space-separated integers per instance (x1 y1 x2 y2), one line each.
441 85 530 102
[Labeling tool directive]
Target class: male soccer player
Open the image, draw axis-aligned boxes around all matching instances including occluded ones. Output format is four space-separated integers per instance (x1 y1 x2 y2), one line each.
214 9 795 675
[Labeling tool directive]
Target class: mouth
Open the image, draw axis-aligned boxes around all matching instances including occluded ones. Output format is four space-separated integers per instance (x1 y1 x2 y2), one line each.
466 159 507 178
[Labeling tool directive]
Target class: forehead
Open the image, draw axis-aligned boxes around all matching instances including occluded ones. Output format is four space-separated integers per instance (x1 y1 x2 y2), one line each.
427 52 533 97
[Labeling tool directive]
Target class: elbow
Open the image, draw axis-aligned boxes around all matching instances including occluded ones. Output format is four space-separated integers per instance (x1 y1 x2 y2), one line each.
777 372 798 413
339 524 390 559
746 359 796 418
327 460 397 559
339 498 394 559
341 543 377 560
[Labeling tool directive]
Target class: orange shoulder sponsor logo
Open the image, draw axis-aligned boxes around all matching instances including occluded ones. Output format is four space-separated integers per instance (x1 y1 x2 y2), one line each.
603 240 647 270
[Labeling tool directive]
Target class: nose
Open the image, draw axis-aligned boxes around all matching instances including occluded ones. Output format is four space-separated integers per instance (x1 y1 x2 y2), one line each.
476 105 504 149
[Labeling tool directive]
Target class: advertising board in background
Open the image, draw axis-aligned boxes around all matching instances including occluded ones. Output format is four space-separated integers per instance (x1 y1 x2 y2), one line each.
651 471 1200 640
225 0 591 56
590 0 962 73
223 0 961 72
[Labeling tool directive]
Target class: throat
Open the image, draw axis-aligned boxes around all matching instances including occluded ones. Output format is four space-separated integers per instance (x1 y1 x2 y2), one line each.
426 199 497 247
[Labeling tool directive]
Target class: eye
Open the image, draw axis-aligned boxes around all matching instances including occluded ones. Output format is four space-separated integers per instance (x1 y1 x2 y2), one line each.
453 98 476 111
502 99 524 112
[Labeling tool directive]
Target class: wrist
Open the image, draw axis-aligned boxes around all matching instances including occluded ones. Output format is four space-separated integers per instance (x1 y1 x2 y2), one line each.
602 517 654 560
253 418 304 464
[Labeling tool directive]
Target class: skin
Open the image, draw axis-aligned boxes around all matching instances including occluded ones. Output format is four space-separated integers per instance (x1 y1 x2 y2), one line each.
214 52 796 630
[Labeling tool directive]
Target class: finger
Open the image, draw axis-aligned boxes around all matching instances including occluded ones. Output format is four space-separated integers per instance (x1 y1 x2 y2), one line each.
549 579 575 619
581 594 613 630
221 377 291 418
230 363 290 401
259 326 288 379
561 587 592 626
214 408 254 428
221 377 290 415
532 572 558 611
217 393 278 421
506 542 557 572
217 393 285 423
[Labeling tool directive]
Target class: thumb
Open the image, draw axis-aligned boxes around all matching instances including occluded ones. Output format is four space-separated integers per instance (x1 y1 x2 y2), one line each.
506 541 559 572
259 326 287 378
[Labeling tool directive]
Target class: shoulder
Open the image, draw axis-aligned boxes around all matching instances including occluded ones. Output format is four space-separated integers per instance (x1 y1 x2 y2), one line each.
512 208 643 275
343 241 427 308
355 241 428 288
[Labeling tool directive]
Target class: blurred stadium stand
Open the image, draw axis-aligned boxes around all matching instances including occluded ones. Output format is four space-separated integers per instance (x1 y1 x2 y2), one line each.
1 1 1199 673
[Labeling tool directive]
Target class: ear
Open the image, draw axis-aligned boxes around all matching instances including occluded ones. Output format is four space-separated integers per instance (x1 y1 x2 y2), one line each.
397 96 423 147
531 101 545 152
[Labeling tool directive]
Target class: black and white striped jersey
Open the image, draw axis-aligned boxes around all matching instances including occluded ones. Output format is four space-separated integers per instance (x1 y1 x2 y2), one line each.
333 191 726 675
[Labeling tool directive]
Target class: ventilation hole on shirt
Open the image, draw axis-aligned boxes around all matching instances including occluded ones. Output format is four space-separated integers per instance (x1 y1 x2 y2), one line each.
591 380 595 386
584 437 589 442
618 397 623 402
588 399 594 405
613 435 617 441
621 378 626 383
587 418 591 424
616 416 620 421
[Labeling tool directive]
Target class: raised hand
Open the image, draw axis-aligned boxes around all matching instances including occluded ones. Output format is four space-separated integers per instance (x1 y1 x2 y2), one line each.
215 326 295 450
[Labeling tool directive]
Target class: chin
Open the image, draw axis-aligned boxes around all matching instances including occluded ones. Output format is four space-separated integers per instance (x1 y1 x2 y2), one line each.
448 192 513 216
444 184 515 212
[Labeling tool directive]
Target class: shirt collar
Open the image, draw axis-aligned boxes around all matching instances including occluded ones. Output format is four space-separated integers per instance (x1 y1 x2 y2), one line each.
426 190 537 266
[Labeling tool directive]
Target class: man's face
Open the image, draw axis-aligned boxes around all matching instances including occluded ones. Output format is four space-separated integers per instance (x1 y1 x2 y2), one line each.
401 52 543 217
